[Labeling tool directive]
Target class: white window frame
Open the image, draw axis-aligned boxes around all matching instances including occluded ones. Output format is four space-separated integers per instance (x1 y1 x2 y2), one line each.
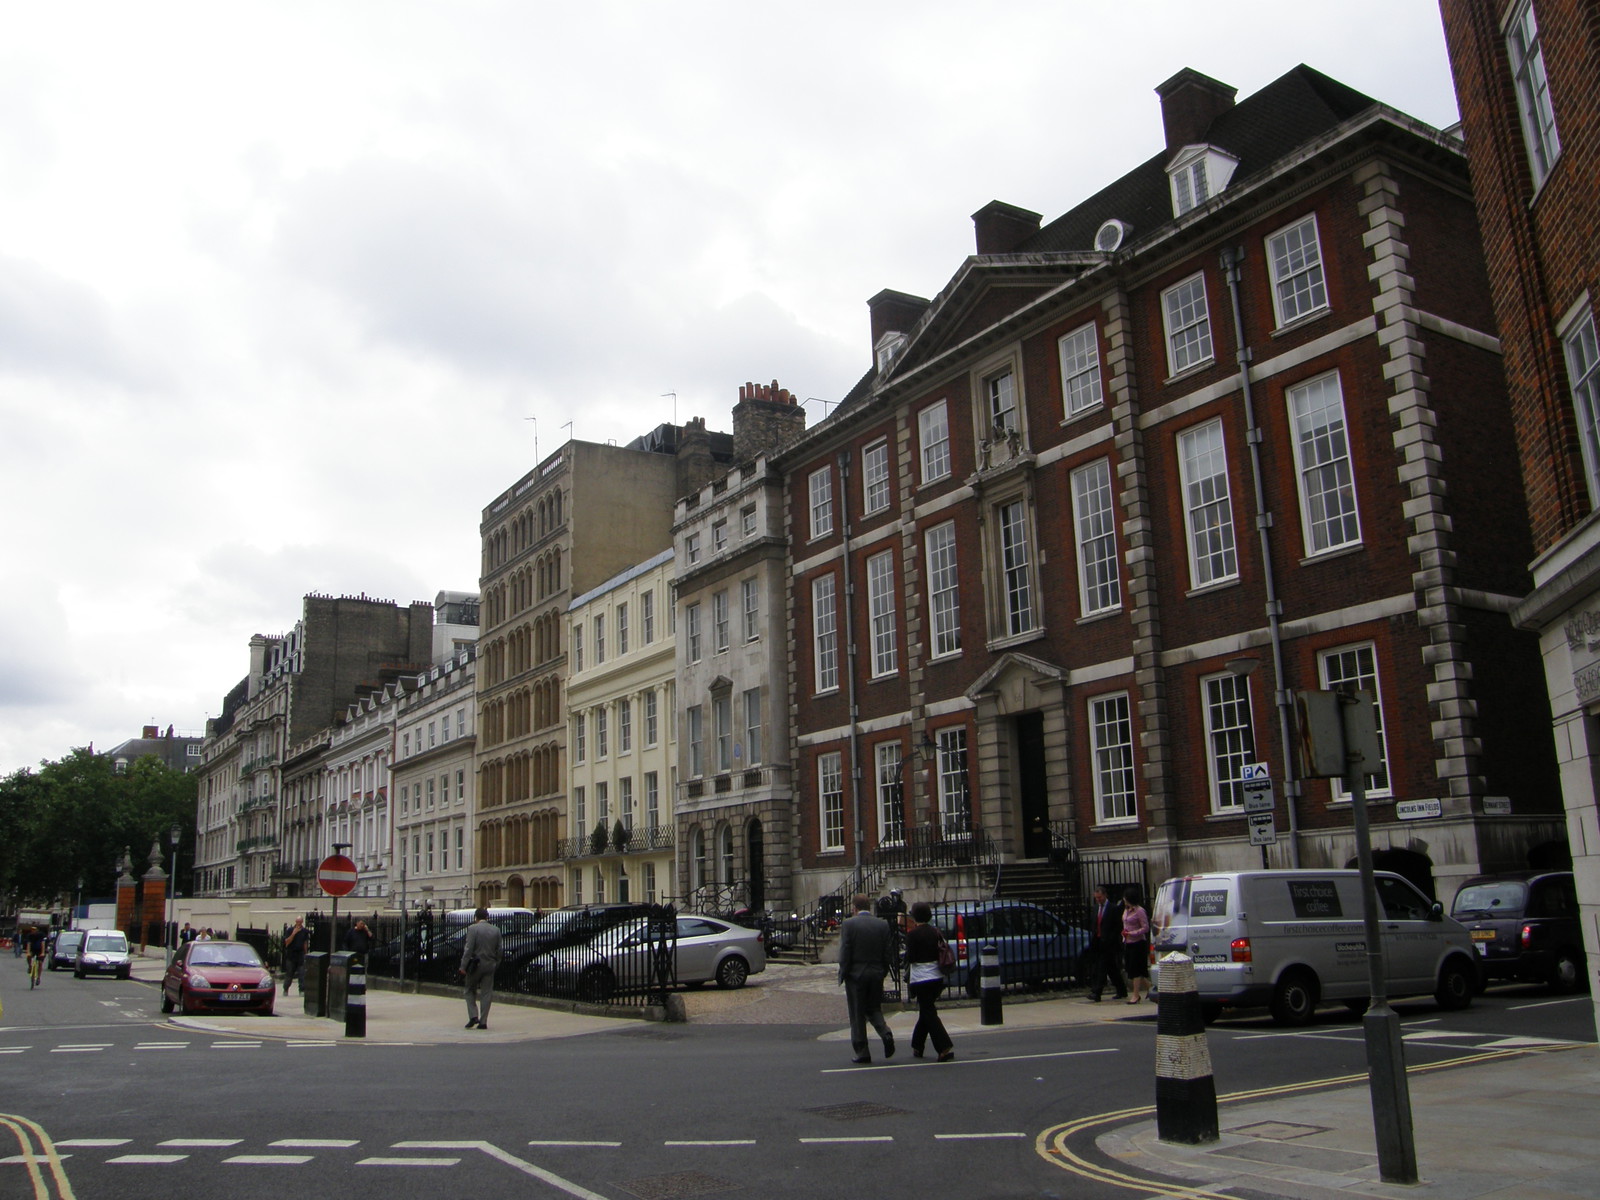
919 401 951 484
812 574 839 693
866 549 898 677
1171 157 1209 216
1318 643 1392 799
1058 322 1103 417
712 519 728 553
808 467 834 539
985 367 1018 435
996 499 1037 638
1202 672 1256 814
1563 306 1600 505
687 705 704 778
743 687 762 765
573 713 586 764
685 533 701 565
1287 372 1361 555
1090 692 1137 823
1267 214 1329 327
862 440 890 515
641 590 654 643
1071 458 1121 615
819 751 844 852
740 503 757 538
616 602 629 655
714 693 732 773
936 728 971 837
741 577 759 642
712 590 730 654
644 688 659 747
645 771 659 828
1178 419 1238 587
686 602 702 662
875 742 904 845
925 521 961 658
572 625 583 672
1162 272 1214 375
618 698 632 754
593 615 605 664
1508 0 1561 188
595 706 608 758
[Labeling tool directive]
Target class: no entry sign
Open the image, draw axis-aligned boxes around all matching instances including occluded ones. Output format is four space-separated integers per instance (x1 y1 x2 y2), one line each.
317 854 358 897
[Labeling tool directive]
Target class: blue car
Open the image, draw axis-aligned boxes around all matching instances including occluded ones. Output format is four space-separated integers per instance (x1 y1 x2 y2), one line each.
926 900 1091 996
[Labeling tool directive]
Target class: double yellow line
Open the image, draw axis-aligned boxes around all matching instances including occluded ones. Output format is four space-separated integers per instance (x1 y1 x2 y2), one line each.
1034 1048 1531 1198
1 1114 76 1200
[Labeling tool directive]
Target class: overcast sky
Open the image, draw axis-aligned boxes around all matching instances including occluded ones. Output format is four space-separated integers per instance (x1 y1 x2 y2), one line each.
0 2 1462 775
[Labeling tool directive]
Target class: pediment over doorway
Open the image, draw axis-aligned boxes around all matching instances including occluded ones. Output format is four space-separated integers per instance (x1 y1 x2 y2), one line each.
965 652 1067 715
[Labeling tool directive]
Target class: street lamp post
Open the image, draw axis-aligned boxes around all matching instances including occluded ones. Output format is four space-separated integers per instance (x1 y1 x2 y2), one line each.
166 824 181 966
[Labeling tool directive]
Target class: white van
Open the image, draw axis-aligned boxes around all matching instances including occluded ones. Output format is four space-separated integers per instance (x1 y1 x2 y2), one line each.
1149 869 1479 1025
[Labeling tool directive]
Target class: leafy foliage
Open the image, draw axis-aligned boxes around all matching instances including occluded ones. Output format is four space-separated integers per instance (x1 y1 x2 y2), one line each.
0 748 196 908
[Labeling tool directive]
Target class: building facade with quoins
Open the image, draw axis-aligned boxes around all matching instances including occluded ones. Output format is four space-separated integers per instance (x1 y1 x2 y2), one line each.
776 64 1564 911
1440 0 1600 1016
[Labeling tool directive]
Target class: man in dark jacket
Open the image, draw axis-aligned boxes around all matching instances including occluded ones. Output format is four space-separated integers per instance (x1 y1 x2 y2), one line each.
459 908 504 1030
836 894 895 1063
1084 885 1127 1002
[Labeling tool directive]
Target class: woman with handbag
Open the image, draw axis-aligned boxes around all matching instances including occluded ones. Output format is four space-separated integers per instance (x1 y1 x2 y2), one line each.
903 901 956 1062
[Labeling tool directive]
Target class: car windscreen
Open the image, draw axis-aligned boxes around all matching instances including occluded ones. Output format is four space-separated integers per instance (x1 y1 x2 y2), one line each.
57 932 84 947
84 934 126 952
1452 882 1528 919
189 944 264 968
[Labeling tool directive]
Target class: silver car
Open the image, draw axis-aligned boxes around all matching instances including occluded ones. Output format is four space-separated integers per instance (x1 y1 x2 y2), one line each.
537 914 765 1001
76 930 132 979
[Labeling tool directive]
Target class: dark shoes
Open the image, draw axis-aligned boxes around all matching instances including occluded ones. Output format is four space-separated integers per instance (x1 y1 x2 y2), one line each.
937 1050 956 1063
477 1022 488 1030
465 1019 479 1028
883 1034 896 1059
850 1055 872 1064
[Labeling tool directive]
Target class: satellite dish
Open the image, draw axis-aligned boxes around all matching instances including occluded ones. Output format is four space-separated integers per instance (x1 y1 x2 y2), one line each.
1094 219 1131 252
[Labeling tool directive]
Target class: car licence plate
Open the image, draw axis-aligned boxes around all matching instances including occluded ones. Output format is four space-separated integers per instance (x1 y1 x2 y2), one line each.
216 993 253 1002
1470 930 1495 940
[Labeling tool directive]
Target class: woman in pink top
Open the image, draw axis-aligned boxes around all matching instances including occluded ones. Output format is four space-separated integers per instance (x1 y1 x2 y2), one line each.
1121 886 1151 1004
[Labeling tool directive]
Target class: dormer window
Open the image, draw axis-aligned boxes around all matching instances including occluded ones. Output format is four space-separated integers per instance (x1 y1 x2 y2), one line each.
875 331 907 373
1168 145 1238 217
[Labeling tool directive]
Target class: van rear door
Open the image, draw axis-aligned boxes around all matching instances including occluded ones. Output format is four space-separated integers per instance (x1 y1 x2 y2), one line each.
1153 876 1236 965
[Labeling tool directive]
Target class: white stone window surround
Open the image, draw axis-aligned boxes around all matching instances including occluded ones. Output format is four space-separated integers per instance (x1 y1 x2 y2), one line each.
1286 371 1362 556
863 439 891 515
1266 213 1330 328
1167 144 1239 217
1559 296 1600 507
919 400 952 485
1058 321 1104 418
808 466 835 540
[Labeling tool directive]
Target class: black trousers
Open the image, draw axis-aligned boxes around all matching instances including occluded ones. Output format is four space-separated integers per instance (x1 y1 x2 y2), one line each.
1085 942 1126 998
909 980 953 1055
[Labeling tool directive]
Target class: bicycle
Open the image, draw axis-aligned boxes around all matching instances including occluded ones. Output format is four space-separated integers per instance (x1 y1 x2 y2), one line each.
27 951 42 989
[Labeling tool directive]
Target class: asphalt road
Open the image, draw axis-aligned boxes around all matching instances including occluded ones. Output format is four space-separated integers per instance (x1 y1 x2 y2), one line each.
2 958 1592 1200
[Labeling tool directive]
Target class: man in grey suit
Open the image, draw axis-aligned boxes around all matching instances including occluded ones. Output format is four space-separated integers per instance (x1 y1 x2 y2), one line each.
836 893 895 1063
459 908 504 1030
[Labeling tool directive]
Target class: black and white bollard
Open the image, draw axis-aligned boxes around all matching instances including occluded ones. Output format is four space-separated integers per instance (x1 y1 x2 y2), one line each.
344 959 366 1038
978 943 1003 1026
1155 952 1217 1144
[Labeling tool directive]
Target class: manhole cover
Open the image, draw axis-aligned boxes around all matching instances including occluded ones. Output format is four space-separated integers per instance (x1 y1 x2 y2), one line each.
615 1171 740 1199
1228 1120 1332 1140
805 1101 907 1121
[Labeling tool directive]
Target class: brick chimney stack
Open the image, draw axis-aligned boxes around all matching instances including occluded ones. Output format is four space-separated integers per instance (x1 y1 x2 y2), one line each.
868 289 931 362
732 379 807 461
1155 68 1236 151
972 200 1043 254
677 416 717 494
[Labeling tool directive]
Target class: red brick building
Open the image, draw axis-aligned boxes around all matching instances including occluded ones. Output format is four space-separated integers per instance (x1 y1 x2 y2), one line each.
1440 0 1600 1009
777 64 1563 909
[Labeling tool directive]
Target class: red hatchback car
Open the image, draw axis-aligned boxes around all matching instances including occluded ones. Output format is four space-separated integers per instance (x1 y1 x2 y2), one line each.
161 940 276 1015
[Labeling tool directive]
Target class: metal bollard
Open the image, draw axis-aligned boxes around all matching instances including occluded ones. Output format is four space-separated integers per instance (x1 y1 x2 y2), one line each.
979 943 1003 1026
1154 952 1217 1144
344 959 366 1038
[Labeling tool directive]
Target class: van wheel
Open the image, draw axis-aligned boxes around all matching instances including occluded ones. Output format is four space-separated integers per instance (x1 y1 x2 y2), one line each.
1435 958 1475 1011
1269 969 1319 1026
1549 949 1586 995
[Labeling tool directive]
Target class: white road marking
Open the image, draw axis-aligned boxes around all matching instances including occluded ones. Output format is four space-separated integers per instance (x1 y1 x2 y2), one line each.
160 1139 243 1147
0 1155 72 1164
1402 1030 1478 1040
663 1140 757 1146
822 1046 1117 1073
286 1041 335 1047
934 1132 1027 1140
1509 996 1588 1011
51 1046 108 1053
211 1042 262 1049
528 1140 622 1147
225 1155 313 1165
109 1155 188 1164
134 1043 188 1051
0 1048 28 1054
1481 1035 1579 1048
358 1157 459 1167
55 1140 131 1147
798 1136 893 1144
271 1139 360 1148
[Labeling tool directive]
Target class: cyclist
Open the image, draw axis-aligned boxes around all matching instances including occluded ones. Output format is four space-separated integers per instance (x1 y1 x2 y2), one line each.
23 926 47 987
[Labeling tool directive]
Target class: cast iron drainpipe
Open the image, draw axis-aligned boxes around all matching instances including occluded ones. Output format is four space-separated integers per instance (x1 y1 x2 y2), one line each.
836 450 867 886
1220 244 1303 868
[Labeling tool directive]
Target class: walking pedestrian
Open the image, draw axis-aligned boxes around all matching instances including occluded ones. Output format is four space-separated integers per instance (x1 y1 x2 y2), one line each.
1122 885 1151 1004
1084 885 1128 1002
281 917 309 994
904 902 955 1062
836 894 895 1064
459 907 503 1030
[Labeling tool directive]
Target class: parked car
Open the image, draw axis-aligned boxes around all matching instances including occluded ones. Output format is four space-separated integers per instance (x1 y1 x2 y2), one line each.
925 900 1091 997
49 929 85 971
531 914 764 1001
74 930 132 979
1150 869 1480 1024
507 904 653 991
367 907 541 981
1451 870 1587 993
161 940 276 1015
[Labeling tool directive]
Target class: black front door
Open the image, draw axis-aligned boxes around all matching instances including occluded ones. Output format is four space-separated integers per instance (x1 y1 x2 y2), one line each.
1017 712 1051 858
746 818 765 910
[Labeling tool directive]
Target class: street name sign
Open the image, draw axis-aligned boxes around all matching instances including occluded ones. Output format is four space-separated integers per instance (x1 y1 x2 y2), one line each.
1395 798 1443 821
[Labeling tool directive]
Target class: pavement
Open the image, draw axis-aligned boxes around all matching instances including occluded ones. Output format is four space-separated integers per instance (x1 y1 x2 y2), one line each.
124 950 1600 1198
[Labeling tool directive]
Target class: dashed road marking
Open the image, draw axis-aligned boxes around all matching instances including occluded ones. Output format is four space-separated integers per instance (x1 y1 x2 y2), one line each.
934 1132 1027 1140
160 1139 243 1147
528 1140 622 1147
271 1139 360 1148
55 1139 130 1147
134 1043 188 1051
797 1136 893 1144
51 1045 110 1053
109 1154 188 1164
663 1139 756 1146
212 1042 262 1050
225 1154 313 1164
358 1157 459 1167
